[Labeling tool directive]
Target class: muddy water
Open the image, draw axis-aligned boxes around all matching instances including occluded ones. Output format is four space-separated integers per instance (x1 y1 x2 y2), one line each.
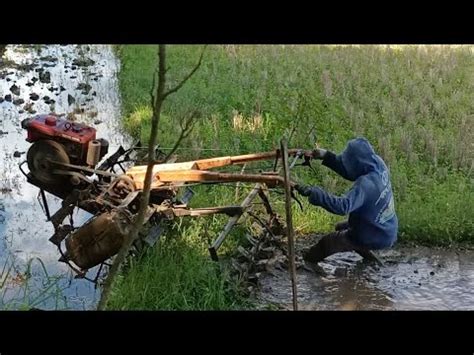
257 236 474 310
0 45 130 309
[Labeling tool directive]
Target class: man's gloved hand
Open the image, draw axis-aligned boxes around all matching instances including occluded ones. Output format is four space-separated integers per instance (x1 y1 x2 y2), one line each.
294 184 312 197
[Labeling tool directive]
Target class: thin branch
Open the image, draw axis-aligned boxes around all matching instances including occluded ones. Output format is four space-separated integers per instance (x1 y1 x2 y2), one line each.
150 64 159 108
162 110 198 162
163 45 207 99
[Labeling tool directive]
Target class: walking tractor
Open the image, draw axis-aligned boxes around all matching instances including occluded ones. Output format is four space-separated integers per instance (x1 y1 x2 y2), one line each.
20 113 318 282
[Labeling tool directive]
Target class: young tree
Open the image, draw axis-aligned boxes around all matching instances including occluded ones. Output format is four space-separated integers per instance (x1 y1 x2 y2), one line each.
97 44 205 310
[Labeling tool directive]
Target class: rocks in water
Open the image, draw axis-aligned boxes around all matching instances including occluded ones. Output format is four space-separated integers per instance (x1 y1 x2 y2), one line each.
334 267 348 277
29 93 39 101
10 84 20 96
0 97 3 104
13 98 25 106
40 55 58 63
23 102 35 114
39 70 51 83
70 76 77 79
87 110 98 118
25 82 34 87
43 96 55 105
60 86 66 92
4 94 12 102
31 77 38 83
13 151 25 158
71 65 77 70
91 91 97 96
18 110 25 114
16 63 36 72
67 94 76 106
6 78 11 82
72 57 95 67
76 82 92 94
413 270 418 274
430 271 435 276
93 120 102 125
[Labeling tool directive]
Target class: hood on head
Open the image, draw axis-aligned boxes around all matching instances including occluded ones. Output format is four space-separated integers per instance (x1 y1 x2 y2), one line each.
340 137 385 181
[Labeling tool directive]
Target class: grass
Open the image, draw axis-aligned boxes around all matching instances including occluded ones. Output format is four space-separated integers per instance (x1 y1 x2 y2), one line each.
106 220 251 310
1 256 68 310
107 45 474 309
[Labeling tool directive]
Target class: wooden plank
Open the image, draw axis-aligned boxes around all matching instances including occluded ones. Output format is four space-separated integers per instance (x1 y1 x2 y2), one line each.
195 149 301 170
281 138 298 311
155 170 285 186
126 161 197 173
126 149 302 174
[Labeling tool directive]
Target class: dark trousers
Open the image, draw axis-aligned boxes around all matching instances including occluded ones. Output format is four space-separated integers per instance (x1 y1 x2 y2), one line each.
303 221 379 263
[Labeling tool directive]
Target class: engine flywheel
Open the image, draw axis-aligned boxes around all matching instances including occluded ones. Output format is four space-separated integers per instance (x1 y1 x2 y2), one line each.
27 140 70 185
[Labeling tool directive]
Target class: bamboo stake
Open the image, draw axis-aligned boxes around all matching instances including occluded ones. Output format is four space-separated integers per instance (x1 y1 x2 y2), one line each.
280 138 298 311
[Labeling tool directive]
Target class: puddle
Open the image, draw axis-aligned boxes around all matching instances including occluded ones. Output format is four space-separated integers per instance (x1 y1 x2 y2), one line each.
0 45 130 310
256 236 474 310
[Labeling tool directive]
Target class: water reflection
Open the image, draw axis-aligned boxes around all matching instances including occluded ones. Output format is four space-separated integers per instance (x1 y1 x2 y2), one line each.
0 44 130 309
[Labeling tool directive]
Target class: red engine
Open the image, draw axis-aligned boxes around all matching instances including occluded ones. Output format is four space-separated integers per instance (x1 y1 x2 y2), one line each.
22 114 108 167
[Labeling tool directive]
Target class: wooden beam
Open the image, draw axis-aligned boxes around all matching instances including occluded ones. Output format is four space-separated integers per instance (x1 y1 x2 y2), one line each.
155 170 285 186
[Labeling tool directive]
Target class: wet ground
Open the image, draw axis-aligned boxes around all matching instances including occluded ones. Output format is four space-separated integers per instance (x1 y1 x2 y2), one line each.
256 235 474 310
1 45 474 311
0 45 130 309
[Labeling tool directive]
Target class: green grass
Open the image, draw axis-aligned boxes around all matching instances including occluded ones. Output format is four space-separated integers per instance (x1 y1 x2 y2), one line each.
1 256 68 310
106 220 251 310
107 44 474 309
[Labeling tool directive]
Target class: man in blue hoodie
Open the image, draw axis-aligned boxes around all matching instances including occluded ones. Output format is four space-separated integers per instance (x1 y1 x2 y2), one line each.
294 137 398 265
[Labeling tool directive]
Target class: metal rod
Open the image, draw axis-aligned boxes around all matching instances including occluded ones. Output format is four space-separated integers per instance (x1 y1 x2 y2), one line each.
208 184 261 261
40 189 51 221
280 138 298 311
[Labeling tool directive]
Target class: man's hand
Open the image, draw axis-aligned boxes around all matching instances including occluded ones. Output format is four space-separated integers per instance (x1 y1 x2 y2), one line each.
304 148 327 160
294 184 312 197
312 148 327 159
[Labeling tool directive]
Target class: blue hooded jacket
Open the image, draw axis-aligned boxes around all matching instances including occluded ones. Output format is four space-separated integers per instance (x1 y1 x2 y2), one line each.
307 137 398 249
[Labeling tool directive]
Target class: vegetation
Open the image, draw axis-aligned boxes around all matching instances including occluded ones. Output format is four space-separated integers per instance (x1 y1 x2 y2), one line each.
107 45 474 309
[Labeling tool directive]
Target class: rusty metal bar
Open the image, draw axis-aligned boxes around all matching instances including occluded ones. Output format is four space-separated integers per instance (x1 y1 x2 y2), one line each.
208 184 261 261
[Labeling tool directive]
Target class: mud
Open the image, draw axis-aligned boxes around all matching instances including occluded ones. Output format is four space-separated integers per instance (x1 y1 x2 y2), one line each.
256 235 474 310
